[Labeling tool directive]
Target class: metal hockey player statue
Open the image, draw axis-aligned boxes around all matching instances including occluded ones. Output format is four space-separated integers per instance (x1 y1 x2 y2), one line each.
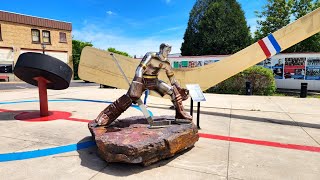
95 43 192 126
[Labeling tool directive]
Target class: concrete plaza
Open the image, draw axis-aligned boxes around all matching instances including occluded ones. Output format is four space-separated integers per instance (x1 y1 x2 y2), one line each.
0 85 319 180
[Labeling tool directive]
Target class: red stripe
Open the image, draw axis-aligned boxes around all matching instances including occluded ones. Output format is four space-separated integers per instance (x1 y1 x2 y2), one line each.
258 39 271 58
199 133 320 153
0 109 14 112
3 107 320 153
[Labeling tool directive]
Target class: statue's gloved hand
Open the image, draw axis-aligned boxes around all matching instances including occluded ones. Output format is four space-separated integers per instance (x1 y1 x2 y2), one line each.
172 82 189 101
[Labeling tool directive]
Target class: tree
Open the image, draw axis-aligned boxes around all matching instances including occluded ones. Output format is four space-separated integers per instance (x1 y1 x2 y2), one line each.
72 39 93 80
285 0 320 52
107 47 132 58
181 0 215 56
181 0 252 55
254 0 293 41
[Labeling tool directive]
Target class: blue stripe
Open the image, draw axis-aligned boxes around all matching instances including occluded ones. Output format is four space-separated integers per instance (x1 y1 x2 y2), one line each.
0 141 96 162
268 34 281 53
0 99 154 162
0 99 153 116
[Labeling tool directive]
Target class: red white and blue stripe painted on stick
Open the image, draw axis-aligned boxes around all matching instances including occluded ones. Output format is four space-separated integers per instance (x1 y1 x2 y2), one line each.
258 34 282 58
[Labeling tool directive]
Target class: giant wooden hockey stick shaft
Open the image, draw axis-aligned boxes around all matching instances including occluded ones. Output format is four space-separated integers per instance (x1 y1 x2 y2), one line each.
178 8 320 90
79 8 320 92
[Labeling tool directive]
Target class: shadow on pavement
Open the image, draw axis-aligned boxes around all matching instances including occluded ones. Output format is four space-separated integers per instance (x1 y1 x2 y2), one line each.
0 109 33 121
77 136 192 177
146 105 320 130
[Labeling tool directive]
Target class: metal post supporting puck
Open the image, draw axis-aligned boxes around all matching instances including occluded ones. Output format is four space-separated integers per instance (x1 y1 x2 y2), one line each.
34 77 50 116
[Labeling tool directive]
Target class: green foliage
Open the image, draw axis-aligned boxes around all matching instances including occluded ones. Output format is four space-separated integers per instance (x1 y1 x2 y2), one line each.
206 66 276 95
72 39 93 80
254 0 320 52
181 0 252 56
285 0 320 52
107 47 132 58
254 0 292 41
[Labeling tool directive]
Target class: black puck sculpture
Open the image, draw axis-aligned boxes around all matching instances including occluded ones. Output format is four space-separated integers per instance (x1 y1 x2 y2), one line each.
14 52 72 116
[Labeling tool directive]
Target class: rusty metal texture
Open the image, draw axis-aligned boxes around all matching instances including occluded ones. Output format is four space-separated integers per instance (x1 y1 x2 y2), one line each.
88 116 199 166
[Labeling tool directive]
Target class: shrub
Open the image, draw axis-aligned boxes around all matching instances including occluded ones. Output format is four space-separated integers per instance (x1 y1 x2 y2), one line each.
206 66 276 95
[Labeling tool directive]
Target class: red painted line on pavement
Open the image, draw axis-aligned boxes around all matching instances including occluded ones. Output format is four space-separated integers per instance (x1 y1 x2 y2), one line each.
199 133 320 153
0 109 14 112
2 107 320 153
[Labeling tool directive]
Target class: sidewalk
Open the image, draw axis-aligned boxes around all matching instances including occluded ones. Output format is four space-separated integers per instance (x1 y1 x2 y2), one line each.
0 87 319 179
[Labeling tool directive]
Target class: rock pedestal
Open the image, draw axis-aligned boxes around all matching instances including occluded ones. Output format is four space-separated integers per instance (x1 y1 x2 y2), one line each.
88 116 199 166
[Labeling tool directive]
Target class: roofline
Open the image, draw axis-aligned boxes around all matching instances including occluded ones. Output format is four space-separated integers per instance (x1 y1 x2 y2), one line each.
135 52 320 60
0 10 71 23
0 10 72 31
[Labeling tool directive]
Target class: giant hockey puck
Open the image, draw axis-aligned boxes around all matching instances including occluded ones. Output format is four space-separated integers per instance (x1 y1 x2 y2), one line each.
14 52 72 90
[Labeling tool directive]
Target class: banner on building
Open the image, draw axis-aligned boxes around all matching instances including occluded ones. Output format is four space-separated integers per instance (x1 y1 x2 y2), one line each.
306 57 320 80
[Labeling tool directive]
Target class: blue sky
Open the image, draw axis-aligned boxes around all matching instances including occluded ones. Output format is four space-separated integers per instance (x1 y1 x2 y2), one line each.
1 0 266 56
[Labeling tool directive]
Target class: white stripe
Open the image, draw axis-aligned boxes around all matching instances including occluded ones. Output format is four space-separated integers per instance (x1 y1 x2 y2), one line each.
262 37 277 56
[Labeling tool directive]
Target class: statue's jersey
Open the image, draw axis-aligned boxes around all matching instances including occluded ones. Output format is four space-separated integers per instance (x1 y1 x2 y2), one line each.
135 52 175 83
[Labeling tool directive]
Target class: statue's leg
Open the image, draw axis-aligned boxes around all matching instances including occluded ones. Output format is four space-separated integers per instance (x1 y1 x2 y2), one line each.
95 77 144 126
156 80 192 121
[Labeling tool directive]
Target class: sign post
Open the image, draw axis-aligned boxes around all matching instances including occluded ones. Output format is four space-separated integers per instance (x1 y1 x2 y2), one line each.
186 84 206 129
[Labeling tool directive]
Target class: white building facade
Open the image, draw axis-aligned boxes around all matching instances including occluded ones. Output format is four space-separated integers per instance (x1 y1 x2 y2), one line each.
169 53 320 91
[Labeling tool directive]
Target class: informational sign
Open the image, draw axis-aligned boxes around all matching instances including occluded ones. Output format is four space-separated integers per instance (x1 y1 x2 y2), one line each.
186 84 206 102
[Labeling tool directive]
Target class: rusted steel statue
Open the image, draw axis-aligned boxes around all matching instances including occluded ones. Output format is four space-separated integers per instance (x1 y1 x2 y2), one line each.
95 43 192 126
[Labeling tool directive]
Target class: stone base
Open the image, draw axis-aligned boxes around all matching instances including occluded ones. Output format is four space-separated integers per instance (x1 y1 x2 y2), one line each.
88 116 199 166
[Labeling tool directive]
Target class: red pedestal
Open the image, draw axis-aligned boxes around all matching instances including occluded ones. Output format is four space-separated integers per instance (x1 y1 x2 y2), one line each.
34 77 50 117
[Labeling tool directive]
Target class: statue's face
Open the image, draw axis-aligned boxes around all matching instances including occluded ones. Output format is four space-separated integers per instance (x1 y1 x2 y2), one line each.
161 46 171 59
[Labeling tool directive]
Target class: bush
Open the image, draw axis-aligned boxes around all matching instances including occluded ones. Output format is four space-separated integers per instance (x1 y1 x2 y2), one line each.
206 66 276 95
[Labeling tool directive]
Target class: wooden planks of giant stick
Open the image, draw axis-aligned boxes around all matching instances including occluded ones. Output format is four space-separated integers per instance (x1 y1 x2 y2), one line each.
79 8 320 92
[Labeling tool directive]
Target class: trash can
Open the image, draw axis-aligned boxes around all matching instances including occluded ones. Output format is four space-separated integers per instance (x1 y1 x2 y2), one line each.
246 81 252 95
300 83 308 98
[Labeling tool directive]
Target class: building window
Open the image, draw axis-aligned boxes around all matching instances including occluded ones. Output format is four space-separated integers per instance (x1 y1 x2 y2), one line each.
0 24 3 41
31 29 40 43
42 30 51 44
59 32 67 43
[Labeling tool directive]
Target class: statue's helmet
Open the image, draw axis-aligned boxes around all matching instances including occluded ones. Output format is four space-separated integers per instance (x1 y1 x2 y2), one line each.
159 43 172 59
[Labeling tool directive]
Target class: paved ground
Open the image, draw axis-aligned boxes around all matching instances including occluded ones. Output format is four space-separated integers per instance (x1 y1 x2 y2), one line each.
0 86 319 180
0 80 100 90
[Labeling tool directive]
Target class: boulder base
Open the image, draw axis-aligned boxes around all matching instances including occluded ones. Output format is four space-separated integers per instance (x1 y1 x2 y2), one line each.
88 116 199 166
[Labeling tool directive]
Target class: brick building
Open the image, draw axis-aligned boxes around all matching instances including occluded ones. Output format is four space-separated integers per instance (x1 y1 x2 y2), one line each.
0 10 72 81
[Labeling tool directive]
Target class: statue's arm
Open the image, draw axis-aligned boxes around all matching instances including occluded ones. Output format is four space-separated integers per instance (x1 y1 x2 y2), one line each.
165 63 179 86
135 53 152 78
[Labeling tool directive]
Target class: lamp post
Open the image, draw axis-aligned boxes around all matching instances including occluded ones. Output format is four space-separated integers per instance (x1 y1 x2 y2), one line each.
41 43 46 54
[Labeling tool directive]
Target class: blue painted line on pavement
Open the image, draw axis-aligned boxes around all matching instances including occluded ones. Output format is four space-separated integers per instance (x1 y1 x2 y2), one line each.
0 99 153 116
0 141 96 162
0 99 154 162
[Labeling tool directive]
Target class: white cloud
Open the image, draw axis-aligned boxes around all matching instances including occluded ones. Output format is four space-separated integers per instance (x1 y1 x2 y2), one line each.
158 26 184 33
73 24 183 57
106 11 115 15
